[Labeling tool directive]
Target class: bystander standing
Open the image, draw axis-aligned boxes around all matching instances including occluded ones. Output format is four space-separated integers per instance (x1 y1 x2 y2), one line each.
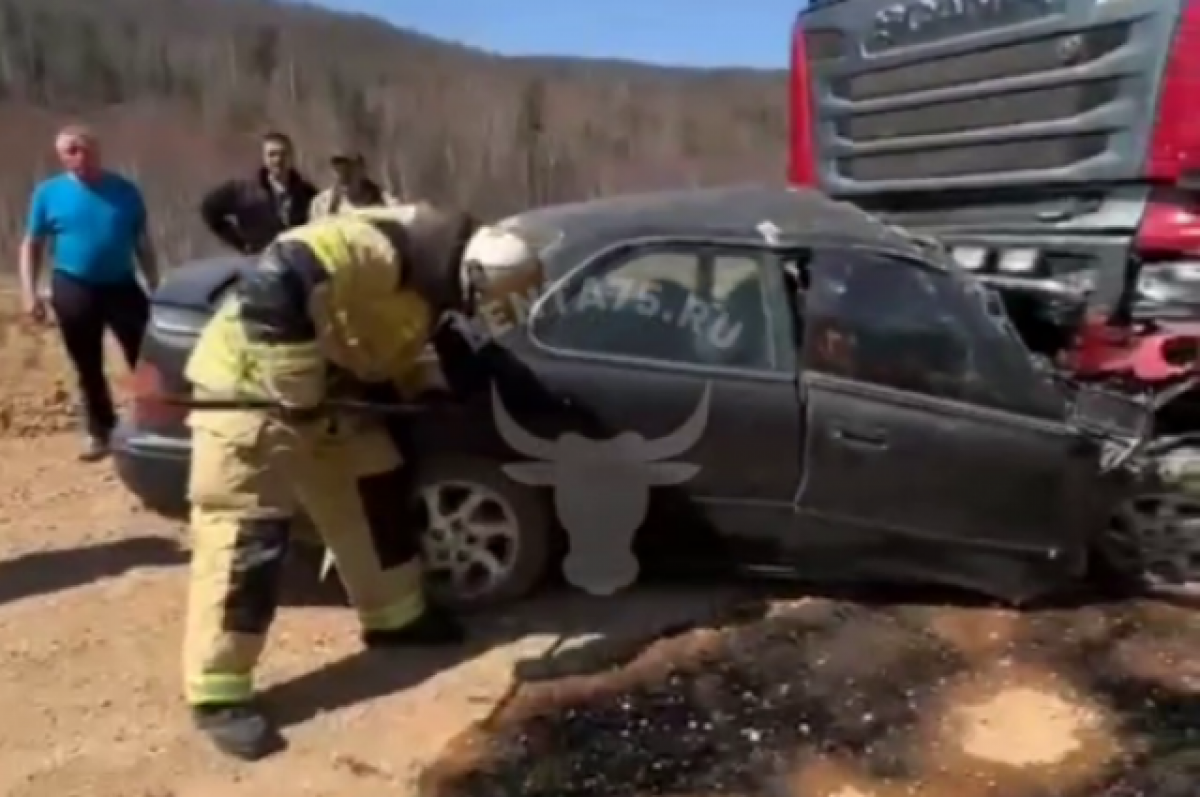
199 130 317 254
19 124 160 461
309 147 399 219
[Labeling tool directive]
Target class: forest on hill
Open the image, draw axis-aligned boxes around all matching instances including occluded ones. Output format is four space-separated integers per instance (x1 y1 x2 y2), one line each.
0 0 789 265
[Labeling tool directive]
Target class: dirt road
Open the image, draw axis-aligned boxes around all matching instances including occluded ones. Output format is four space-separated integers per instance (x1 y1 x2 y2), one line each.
0 294 1196 796
0 299 735 794
0 430 742 796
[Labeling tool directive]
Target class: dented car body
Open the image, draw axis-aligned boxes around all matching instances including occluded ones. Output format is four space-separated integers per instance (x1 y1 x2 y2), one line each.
788 0 1200 599
114 187 1196 605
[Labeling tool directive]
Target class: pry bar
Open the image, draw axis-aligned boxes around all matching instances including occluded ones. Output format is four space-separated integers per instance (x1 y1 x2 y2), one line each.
160 395 427 416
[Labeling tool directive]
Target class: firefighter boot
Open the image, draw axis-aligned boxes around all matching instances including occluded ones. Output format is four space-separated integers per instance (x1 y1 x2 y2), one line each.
191 702 285 761
361 606 466 648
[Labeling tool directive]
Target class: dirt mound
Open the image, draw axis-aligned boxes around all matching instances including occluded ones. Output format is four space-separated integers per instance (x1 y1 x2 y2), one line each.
420 596 1200 797
0 291 131 438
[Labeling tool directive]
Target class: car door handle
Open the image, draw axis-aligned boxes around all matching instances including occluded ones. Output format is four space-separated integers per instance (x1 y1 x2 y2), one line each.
831 427 888 450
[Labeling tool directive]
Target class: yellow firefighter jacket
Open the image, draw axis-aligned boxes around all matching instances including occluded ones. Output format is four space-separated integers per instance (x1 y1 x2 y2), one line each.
185 206 439 409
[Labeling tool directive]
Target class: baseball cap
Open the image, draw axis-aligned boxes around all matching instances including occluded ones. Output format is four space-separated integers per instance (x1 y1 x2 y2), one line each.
330 148 364 165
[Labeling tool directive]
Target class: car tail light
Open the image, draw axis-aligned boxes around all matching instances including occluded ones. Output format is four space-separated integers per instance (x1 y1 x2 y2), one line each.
788 23 818 186
126 359 187 431
1137 4 1200 256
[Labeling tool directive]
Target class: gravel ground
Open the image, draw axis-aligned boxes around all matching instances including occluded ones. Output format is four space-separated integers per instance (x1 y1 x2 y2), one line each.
0 431 738 796
0 296 742 794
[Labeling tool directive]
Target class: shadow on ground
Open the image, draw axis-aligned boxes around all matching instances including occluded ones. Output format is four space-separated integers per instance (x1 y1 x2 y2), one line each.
263 523 749 729
263 577 752 730
0 533 358 609
419 586 1200 797
0 536 187 605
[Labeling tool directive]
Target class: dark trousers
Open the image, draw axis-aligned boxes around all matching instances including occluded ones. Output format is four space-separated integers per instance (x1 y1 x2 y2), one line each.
50 270 150 438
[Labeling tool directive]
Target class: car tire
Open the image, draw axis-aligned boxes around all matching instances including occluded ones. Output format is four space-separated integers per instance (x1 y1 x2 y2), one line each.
288 456 554 611
412 454 554 611
1090 460 1200 601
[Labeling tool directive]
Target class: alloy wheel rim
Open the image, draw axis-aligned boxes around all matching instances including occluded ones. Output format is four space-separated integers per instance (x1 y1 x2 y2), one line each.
416 480 522 602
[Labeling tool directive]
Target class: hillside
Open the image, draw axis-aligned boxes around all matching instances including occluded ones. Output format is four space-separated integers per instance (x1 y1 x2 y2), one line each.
0 0 789 266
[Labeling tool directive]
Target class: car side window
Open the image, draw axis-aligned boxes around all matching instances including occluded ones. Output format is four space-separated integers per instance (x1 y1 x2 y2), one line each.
803 249 1067 415
531 243 787 372
804 250 978 401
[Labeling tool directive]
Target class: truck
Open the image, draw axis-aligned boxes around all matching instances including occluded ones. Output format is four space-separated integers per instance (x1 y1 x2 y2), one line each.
790 0 1200 392
789 0 1200 598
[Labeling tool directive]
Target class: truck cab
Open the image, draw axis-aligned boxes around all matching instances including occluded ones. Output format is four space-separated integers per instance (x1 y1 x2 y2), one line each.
790 0 1200 365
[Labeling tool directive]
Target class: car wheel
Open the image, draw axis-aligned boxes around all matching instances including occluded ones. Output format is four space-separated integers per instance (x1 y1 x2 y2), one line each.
1093 490 1200 601
412 455 553 610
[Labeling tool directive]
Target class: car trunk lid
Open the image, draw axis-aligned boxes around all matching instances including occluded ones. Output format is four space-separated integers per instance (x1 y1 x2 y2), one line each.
125 255 251 437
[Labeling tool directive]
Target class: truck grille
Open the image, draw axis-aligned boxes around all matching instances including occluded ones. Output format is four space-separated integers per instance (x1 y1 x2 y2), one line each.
799 0 1167 193
837 81 1121 141
829 26 1130 101
843 133 1109 181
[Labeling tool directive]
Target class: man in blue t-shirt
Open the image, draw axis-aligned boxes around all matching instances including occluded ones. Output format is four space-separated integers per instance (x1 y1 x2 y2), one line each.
18 124 161 461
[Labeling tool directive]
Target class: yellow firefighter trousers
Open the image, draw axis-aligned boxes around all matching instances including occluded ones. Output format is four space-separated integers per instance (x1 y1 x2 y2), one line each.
184 410 426 706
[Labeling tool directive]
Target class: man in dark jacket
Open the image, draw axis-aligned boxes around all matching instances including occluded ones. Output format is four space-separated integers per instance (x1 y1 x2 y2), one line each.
199 131 318 254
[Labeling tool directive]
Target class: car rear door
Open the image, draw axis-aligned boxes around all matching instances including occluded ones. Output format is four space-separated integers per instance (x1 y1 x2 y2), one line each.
793 247 1095 595
496 239 806 546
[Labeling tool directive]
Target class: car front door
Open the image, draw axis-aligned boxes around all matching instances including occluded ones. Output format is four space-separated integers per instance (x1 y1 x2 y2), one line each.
498 239 806 550
793 247 1091 597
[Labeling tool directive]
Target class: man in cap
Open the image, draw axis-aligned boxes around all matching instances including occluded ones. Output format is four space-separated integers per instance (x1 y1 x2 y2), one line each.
309 148 399 219
182 203 478 761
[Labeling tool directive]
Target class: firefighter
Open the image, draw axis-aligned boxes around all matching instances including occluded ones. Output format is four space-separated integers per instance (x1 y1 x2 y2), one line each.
182 203 479 761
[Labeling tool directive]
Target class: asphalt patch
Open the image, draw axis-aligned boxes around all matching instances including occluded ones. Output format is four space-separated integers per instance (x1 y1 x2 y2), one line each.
420 596 1199 797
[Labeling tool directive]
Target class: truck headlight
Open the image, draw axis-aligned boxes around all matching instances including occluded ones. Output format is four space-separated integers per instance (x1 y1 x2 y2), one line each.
1137 262 1200 302
1162 262 1200 282
1137 272 1170 301
999 249 1038 273
952 247 987 270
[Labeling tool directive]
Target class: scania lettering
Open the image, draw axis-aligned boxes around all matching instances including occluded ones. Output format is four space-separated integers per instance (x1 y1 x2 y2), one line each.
870 0 1067 52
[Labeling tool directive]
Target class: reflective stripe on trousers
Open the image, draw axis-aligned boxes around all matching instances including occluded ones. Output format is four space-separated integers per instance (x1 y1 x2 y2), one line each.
183 417 427 706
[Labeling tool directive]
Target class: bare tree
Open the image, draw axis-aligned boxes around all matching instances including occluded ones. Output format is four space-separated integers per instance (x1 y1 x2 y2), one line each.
0 0 787 266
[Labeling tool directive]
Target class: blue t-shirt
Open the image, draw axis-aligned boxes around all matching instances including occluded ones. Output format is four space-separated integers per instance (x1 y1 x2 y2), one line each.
26 172 146 284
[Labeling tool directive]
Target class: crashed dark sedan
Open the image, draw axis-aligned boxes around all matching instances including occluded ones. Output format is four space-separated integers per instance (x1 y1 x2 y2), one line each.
113 185 1188 608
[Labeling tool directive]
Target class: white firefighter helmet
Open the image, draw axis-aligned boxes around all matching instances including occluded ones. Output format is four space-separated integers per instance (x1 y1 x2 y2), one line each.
463 224 537 272
461 224 544 330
